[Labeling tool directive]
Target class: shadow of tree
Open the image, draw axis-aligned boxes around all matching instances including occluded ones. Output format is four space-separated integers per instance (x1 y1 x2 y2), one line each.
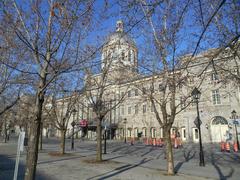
86 158 152 180
0 154 54 180
140 146 155 157
174 149 196 173
210 153 234 180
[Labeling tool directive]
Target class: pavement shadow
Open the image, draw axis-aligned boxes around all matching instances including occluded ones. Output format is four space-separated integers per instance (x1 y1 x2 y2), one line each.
0 154 54 180
86 158 152 180
210 153 234 180
38 155 84 165
140 146 155 157
174 149 196 173
110 144 128 153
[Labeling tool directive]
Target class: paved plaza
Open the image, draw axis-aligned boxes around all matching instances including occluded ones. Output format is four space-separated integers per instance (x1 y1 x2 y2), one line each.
1 137 240 180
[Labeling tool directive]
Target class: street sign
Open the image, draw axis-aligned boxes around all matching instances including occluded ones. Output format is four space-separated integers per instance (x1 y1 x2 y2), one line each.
233 120 239 125
79 119 88 127
194 117 202 128
13 131 25 180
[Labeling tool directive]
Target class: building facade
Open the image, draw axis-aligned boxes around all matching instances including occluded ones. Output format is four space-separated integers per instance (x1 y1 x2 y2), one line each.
64 21 240 144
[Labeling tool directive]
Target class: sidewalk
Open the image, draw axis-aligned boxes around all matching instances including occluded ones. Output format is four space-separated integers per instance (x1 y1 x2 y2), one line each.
1 139 239 180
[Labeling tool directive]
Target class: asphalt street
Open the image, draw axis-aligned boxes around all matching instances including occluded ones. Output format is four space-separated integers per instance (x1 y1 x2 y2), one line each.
1 137 240 180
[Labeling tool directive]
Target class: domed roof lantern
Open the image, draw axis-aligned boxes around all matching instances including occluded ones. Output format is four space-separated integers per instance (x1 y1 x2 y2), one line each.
116 20 124 33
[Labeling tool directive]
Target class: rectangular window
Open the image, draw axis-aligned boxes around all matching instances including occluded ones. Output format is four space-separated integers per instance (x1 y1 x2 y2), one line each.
211 73 219 81
142 87 146 95
150 85 154 92
151 103 154 112
194 129 199 139
121 106 124 115
128 106 131 114
159 84 164 92
189 77 194 84
180 97 186 109
143 104 146 113
135 89 138 96
121 51 125 61
121 92 124 98
128 90 131 97
212 89 221 105
128 51 131 62
135 105 138 114
183 129 186 138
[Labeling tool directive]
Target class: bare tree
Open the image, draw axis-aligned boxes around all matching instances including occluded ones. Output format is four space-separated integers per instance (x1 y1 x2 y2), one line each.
45 89 79 155
1 1 96 179
118 0 231 175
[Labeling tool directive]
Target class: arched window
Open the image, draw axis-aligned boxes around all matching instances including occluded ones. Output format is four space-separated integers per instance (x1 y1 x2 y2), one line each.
130 50 134 62
151 127 156 138
134 128 138 137
121 51 125 61
211 116 228 125
142 127 147 137
128 50 131 62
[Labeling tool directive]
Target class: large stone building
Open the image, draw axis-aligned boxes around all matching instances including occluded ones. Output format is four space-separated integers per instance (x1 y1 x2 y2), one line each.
65 20 240 144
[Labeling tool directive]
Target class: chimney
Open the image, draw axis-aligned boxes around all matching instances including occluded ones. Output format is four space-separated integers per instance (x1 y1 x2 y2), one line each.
116 20 124 32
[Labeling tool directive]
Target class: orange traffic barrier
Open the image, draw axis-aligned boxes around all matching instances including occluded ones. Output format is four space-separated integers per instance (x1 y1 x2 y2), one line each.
131 138 134 145
153 138 157 146
157 139 163 147
233 142 238 152
149 139 153 145
220 142 225 152
178 138 183 148
225 142 230 152
145 138 148 145
174 138 178 149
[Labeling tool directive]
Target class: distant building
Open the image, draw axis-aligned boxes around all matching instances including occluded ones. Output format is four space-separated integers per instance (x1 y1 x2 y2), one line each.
62 21 240 143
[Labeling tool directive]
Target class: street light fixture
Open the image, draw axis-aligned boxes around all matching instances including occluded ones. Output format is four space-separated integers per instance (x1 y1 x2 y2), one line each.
231 110 239 149
123 118 127 143
71 108 77 150
191 87 205 167
104 125 107 154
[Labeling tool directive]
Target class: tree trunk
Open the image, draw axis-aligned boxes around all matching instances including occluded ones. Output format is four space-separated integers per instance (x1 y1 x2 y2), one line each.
60 129 66 155
39 123 43 150
164 127 175 175
4 120 7 143
96 119 102 161
24 91 45 180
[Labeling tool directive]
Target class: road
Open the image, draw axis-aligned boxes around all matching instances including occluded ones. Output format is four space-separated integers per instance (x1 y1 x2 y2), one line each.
0 137 240 180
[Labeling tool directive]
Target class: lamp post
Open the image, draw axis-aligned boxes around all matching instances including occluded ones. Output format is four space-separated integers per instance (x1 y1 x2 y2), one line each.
192 87 205 167
231 110 239 149
71 108 77 150
123 118 127 143
104 125 107 154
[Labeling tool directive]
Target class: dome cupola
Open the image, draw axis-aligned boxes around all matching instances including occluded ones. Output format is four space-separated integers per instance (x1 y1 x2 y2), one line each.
101 20 138 73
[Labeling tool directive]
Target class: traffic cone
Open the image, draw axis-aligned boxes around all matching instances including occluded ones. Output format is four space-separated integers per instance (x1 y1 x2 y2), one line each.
220 142 225 152
174 138 178 149
149 138 152 145
225 142 230 152
131 138 134 145
233 142 238 152
159 139 163 147
178 138 182 148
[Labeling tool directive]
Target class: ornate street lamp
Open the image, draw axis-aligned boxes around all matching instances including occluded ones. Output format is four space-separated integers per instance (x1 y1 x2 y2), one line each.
104 125 107 154
231 110 239 149
191 87 205 166
123 118 127 143
71 108 77 150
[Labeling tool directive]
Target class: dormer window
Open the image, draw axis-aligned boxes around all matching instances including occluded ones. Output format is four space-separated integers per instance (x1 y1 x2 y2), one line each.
128 51 131 62
130 50 134 62
121 51 125 61
211 73 219 81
